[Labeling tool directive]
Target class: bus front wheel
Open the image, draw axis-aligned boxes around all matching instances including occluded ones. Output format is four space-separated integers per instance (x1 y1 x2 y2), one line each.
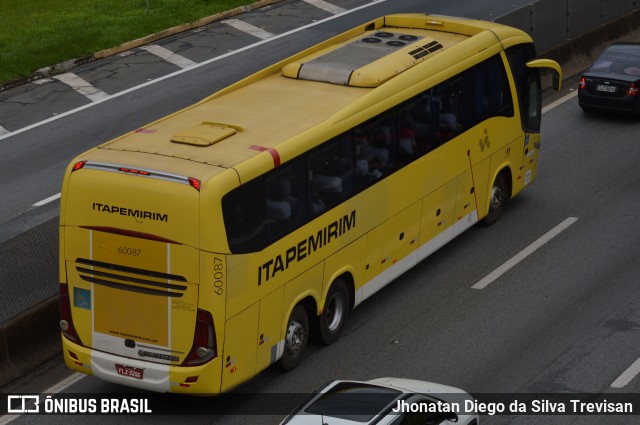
280 305 309 371
483 173 507 226
319 279 350 345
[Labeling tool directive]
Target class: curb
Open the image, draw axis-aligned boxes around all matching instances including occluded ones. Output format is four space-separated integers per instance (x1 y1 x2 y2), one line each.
0 0 285 92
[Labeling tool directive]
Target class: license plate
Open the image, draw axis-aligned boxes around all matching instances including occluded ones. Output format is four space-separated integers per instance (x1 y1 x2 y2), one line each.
596 84 616 93
116 364 144 380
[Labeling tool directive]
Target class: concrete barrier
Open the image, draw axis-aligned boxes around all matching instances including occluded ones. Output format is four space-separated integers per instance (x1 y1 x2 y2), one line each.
0 296 60 387
542 8 640 80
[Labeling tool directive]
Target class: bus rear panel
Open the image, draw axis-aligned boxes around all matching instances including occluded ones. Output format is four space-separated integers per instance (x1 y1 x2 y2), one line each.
60 159 224 393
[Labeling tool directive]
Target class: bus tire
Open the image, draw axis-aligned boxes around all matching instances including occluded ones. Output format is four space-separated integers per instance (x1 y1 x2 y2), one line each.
319 279 350 345
482 173 506 226
280 304 309 371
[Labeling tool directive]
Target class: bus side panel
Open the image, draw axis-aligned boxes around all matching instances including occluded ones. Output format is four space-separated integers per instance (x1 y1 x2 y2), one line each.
226 255 256 319
521 133 540 189
489 137 514 178
220 302 259 393
281 263 324 335
453 168 479 237
192 251 229 394
380 202 421 273
355 202 420 304
256 286 284 372
360 224 385 302
417 179 457 262
471 157 491 221
323 235 368 301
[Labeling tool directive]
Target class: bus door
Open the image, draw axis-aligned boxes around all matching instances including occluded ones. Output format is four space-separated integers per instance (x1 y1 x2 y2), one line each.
506 44 562 190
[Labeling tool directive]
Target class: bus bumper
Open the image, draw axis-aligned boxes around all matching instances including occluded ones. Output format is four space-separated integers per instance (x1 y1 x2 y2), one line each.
62 336 223 394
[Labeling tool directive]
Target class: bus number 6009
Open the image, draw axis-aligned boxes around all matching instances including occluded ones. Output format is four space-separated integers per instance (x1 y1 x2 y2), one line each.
213 257 224 295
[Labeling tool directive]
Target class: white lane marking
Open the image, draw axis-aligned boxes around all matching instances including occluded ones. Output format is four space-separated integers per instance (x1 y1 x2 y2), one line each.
611 357 640 388
471 217 578 290
52 73 109 102
303 0 346 14
0 125 9 136
43 372 87 393
542 90 578 114
32 193 61 207
0 0 383 143
140 44 197 69
222 18 275 39
0 373 86 425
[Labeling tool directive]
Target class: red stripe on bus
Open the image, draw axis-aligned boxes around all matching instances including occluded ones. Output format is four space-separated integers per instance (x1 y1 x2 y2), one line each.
249 145 281 167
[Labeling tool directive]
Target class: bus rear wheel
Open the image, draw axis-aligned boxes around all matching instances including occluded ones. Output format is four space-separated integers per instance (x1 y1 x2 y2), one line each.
319 279 350 345
280 305 309 371
483 173 506 226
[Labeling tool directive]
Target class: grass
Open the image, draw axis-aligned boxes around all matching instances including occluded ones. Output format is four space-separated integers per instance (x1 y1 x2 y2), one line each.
0 0 256 85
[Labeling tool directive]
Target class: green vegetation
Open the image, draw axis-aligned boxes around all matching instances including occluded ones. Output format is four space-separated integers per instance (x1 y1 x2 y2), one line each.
0 0 254 84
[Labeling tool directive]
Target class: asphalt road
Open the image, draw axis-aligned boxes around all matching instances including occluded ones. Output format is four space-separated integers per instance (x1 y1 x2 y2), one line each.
1 0 639 424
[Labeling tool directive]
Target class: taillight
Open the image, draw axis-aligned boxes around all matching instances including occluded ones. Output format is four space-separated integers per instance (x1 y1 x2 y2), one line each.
182 309 217 366
627 82 638 96
579 77 586 90
72 161 86 171
118 167 150 176
188 177 201 191
59 284 82 345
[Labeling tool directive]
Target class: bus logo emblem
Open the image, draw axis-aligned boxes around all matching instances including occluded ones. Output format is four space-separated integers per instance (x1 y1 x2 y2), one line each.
479 129 490 152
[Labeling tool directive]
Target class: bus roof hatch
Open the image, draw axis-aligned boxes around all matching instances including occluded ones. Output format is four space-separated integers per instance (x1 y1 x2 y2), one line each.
171 122 238 147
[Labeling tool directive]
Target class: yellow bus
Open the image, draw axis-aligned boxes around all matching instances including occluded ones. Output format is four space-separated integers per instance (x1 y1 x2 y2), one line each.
59 13 561 394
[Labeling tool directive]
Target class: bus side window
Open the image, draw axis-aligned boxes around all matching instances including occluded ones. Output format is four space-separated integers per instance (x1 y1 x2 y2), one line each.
308 136 354 213
222 178 268 253
398 92 438 156
265 176 294 239
265 163 305 240
486 55 514 117
433 83 460 143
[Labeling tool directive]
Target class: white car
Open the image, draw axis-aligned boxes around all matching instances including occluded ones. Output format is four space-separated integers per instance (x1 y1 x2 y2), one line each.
280 377 479 425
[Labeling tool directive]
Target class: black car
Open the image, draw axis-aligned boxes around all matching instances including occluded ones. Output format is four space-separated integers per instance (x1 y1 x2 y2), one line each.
578 42 640 115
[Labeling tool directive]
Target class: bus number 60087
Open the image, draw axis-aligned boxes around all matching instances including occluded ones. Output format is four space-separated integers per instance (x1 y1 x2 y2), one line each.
213 257 224 295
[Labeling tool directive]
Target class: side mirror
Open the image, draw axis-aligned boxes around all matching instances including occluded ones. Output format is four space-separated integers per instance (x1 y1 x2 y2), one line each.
526 58 563 92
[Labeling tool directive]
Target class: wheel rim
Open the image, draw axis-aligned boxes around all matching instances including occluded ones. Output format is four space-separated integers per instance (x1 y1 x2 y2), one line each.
490 184 503 212
325 293 345 332
286 319 305 354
